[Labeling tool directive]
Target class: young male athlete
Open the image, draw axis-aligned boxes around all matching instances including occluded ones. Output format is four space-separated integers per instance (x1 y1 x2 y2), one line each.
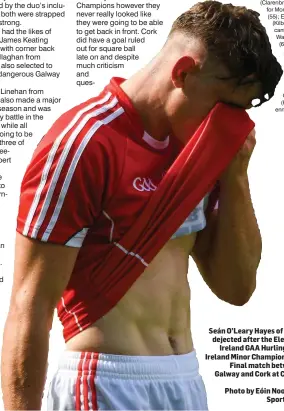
1 1 282 410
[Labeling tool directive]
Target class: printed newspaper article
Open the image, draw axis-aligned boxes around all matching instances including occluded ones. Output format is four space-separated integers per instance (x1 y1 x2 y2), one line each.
0 0 283 410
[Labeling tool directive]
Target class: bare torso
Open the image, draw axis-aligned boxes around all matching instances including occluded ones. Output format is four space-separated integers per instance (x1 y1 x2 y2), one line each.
66 232 197 355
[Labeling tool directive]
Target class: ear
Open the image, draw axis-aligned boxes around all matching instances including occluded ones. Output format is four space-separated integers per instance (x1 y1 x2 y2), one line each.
171 56 197 88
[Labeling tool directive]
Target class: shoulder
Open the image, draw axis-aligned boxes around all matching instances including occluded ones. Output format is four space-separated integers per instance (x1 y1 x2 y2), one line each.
31 90 127 170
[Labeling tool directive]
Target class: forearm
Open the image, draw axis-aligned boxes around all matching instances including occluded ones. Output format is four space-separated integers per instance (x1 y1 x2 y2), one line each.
1 310 50 411
209 173 261 304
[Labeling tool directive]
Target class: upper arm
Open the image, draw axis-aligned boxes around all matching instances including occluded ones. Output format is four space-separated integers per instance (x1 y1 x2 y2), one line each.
10 233 79 324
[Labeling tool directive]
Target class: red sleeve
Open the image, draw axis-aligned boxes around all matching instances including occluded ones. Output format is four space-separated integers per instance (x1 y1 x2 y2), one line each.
16 108 107 248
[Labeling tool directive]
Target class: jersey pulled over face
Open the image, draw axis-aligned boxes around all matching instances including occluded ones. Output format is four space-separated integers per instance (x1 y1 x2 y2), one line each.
16 77 208 341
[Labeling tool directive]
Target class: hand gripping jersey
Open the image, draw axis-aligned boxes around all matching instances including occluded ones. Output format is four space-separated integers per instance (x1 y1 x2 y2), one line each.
17 77 254 342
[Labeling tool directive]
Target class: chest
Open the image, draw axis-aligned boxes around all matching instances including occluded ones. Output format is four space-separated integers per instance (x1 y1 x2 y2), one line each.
100 138 208 242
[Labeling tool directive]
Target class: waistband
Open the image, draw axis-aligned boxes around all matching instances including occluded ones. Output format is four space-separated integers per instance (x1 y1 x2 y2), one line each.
57 350 200 379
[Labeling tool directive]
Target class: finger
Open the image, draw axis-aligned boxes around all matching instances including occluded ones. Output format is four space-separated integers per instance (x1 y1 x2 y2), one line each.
247 129 256 145
248 128 256 139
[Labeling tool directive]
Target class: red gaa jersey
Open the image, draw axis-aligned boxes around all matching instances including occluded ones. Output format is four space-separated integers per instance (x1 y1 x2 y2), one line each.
17 77 208 342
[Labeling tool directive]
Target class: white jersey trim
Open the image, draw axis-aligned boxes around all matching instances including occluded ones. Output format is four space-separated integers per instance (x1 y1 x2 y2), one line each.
113 241 148 267
142 131 169 150
103 210 148 267
61 296 83 333
103 211 115 243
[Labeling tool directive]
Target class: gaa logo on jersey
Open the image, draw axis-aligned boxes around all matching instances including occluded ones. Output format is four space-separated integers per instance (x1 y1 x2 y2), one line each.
133 177 158 192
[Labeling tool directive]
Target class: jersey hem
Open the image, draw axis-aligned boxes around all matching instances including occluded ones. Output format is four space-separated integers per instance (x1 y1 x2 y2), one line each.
15 222 82 248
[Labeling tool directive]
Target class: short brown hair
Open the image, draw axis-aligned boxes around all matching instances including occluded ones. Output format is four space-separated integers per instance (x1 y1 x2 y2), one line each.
169 1 283 105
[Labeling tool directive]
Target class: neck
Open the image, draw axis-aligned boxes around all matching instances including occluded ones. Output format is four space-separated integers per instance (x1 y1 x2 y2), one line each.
120 62 172 141
120 36 210 145
121 57 205 145
121 72 204 145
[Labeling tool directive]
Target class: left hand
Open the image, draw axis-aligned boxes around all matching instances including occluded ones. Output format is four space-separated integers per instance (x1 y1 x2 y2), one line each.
221 128 256 182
